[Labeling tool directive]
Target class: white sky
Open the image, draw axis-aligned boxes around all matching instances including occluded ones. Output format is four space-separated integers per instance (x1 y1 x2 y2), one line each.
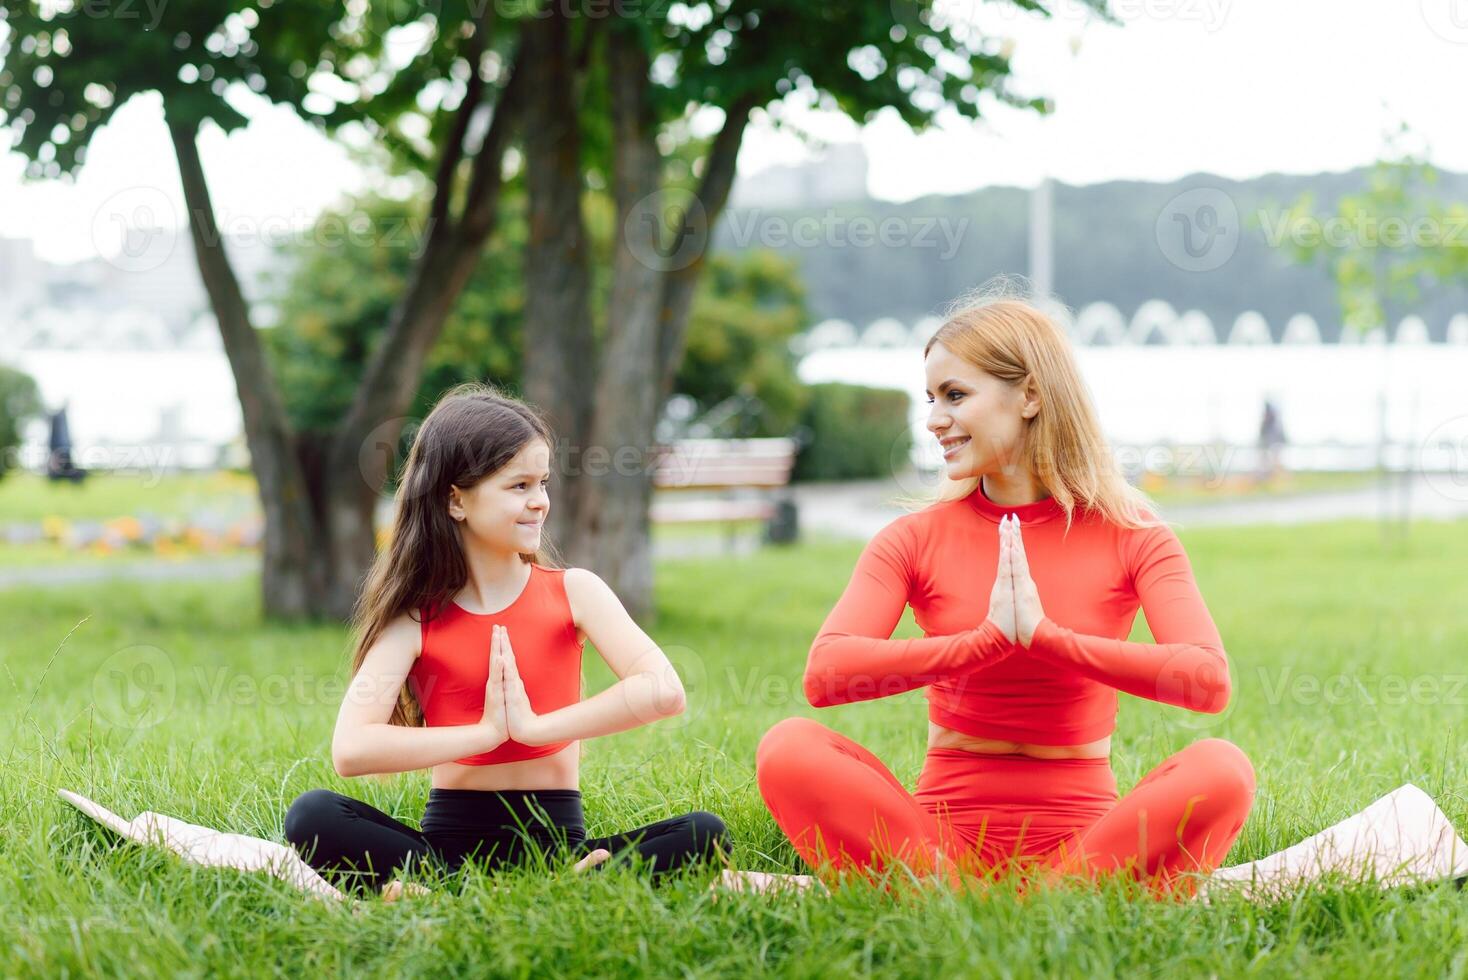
4 0 1467 265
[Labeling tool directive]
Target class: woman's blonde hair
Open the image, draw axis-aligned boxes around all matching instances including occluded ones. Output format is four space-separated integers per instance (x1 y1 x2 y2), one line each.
919 277 1165 533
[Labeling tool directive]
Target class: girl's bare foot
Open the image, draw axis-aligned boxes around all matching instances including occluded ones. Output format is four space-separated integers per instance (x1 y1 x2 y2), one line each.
573 848 612 873
381 880 432 902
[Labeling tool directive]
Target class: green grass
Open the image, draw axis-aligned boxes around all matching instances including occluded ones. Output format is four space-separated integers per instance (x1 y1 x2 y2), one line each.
0 472 255 569
1145 469 1381 507
0 467 1384 573
0 542 122 569
0 467 1382 526
0 543 256 570
0 470 259 523
3 521 1467 976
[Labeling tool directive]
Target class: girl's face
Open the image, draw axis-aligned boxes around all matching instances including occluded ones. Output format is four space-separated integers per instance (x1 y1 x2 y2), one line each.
447 438 551 555
923 342 1038 481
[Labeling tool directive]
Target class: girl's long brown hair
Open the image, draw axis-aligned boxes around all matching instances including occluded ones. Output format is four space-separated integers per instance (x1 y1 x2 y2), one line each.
921 282 1166 534
350 382 559 727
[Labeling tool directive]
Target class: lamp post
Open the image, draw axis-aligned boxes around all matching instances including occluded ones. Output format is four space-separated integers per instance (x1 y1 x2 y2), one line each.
1025 30 1085 309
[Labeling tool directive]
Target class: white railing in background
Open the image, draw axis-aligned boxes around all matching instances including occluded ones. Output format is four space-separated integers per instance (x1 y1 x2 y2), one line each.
798 321 1468 474
794 302 1468 353
9 301 1468 475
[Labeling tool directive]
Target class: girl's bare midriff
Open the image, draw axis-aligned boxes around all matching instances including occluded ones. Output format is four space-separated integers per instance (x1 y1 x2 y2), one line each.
431 741 581 791
927 722 1110 759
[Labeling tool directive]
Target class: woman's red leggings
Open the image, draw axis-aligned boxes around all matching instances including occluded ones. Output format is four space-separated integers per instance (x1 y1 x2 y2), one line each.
756 718 1255 895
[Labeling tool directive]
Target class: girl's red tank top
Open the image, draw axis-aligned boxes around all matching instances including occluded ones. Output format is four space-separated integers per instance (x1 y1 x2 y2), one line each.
407 563 584 765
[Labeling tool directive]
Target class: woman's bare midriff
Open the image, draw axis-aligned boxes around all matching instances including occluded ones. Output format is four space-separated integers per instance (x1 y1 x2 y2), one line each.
927 722 1110 760
430 741 581 791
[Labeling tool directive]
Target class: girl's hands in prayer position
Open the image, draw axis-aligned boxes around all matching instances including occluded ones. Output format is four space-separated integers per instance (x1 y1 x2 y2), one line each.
495 624 548 746
479 625 510 749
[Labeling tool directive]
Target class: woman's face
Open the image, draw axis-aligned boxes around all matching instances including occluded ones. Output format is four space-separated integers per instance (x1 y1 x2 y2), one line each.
923 342 1037 481
448 438 551 554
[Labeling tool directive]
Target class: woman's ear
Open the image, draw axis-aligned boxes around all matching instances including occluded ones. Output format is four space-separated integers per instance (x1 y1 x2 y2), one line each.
447 486 465 523
1020 376 1041 420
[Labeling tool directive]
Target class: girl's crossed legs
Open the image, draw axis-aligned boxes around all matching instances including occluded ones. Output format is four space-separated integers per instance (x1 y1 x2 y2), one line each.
755 717 1255 895
283 787 728 896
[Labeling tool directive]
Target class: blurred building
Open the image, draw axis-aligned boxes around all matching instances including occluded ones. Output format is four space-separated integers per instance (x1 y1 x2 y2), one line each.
0 237 46 317
731 143 870 209
0 230 288 470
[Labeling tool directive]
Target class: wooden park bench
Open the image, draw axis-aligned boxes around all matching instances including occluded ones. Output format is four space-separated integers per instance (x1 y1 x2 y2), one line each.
649 437 799 547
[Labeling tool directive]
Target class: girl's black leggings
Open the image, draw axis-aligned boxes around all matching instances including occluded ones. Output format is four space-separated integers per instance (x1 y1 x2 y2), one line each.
284 787 728 896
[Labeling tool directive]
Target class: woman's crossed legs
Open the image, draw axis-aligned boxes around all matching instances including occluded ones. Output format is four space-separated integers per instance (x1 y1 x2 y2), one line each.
755 717 1255 895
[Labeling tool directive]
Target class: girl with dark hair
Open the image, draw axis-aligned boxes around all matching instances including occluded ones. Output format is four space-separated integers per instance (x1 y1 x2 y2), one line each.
283 383 727 898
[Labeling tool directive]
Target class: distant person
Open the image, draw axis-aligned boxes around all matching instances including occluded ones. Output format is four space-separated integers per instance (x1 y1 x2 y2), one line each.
1256 397 1287 485
46 401 86 484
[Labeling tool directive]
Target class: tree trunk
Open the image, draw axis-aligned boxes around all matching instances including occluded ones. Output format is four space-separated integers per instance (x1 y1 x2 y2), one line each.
520 9 596 545
545 46 757 618
165 32 527 621
568 29 665 618
318 465 382 621
167 117 324 619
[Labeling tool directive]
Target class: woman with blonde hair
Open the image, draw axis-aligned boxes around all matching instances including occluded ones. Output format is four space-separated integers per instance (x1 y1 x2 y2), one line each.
754 288 1254 895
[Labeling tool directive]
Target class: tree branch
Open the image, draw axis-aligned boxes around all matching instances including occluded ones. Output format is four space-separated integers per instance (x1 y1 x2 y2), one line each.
427 22 488 237
167 118 301 489
167 116 320 612
458 50 528 241
332 47 528 477
655 92 758 397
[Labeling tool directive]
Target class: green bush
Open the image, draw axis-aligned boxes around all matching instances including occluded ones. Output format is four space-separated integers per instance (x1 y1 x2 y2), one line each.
675 250 810 437
792 382 912 482
263 192 525 435
0 363 42 481
265 190 810 449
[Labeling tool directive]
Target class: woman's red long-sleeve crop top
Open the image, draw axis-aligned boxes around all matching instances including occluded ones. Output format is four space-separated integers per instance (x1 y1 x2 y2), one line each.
804 484 1232 745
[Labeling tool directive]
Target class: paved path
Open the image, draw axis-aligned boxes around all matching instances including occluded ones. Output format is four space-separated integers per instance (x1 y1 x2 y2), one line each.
0 555 261 590
791 472 1468 541
4 473 1463 590
1162 473 1467 528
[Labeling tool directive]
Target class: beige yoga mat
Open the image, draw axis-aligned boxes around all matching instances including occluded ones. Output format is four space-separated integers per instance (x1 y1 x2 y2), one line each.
1197 782 1468 902
59 783 1468 903
58 789 347 903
